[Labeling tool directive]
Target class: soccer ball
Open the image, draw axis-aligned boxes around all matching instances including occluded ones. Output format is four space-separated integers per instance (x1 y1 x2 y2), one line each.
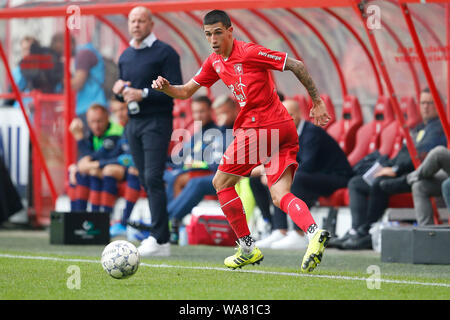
101 240 140 279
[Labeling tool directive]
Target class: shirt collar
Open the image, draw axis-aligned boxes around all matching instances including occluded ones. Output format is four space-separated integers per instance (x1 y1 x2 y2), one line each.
130 33 157 49
297 119 306 137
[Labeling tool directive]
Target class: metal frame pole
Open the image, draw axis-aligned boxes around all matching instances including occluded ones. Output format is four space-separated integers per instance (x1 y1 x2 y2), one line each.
446 4 450 125
286 8 348 99
399 2 450 148
351 1 420 168
0 42 58 204
64 16 75 187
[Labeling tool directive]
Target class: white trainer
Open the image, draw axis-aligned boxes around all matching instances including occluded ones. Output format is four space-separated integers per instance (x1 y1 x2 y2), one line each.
255 230 287 248
270 230 308 250
137 236 170 257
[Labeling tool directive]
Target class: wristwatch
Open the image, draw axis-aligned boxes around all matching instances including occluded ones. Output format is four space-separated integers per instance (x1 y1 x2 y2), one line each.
142 88 149 99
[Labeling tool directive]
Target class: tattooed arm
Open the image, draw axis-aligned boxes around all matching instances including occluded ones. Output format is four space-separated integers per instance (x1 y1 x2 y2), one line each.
284 57 330 127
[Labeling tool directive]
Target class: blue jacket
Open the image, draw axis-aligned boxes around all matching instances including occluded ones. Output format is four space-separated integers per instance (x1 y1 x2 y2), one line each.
77 121 123 161
386 117 447 175
90 132 132 169
75 43 107 115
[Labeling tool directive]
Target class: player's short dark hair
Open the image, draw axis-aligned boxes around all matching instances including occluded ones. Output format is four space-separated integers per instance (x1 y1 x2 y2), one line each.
421 87 430 94
203 10 232 28
192 95 212 108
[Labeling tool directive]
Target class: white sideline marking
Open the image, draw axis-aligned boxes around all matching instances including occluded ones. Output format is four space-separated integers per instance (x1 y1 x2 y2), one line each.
1 253 449 288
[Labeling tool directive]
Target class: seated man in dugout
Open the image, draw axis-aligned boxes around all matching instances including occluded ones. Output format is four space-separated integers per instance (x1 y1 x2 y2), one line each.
164 95 219 202
167 95 239 244
331 88 447 250
407 145 450 225
68 103 124 211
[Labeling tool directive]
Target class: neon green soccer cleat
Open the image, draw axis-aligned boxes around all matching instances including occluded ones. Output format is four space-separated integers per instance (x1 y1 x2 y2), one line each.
224 245 264 269
301 229 330 273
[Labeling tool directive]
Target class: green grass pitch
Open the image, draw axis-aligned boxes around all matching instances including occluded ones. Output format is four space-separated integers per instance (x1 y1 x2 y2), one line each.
0 230 449 300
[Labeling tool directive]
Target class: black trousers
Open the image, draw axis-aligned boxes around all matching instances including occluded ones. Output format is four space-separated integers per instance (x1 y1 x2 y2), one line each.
0 156 23 224
249 177 272 225
126 115 172 244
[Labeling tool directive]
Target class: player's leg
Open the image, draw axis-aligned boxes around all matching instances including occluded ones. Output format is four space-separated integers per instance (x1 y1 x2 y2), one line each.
88 168 103 212
101 164 126 237
270 166 330 272
73 170 90 211
68 164 78 210
101 164 125 213
270 165 318 235
213 169 263 268
213 170 250 241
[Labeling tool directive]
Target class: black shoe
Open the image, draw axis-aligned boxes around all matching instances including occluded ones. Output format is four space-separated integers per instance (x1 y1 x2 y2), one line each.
340 233 373 250
326 230 353 249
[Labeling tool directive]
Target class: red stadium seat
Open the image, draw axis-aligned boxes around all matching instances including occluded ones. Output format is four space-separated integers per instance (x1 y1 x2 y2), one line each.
347 96 395 166
173 98 193 131
400 96 422 129
388 193 413 208
378 121 403 159
380 96 422 208
339 98 420 208
318 188 348 207
170 98 194 155
320 96 407 209
327 95 363 155
380 96 422 160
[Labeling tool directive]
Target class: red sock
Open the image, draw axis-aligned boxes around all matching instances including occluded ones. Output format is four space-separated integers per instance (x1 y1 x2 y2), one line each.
280 193 316 233
217 186 250 238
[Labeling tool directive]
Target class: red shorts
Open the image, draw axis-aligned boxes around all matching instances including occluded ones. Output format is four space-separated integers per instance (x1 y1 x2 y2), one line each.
218 120 299 188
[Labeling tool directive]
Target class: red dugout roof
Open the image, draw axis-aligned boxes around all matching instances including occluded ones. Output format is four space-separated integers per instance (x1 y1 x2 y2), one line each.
0 0 448 18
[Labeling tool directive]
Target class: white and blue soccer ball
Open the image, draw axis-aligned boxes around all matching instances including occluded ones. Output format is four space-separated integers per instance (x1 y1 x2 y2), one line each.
101 240 140 279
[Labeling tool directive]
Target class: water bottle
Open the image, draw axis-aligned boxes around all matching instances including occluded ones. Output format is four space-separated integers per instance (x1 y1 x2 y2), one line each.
124 84 140 115
179 226 188 246
369 222 383 253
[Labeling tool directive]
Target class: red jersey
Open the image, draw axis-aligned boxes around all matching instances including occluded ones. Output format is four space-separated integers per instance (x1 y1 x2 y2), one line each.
192 39 292 129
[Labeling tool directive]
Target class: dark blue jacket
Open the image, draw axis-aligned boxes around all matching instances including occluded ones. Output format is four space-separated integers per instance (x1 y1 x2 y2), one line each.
118 40 182 117
298 121 354 177
90 131 131 169
387 117 447 175
77 122 123 161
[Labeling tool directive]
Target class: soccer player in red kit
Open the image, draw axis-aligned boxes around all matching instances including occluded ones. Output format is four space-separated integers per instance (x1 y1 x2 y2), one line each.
152 10 331 272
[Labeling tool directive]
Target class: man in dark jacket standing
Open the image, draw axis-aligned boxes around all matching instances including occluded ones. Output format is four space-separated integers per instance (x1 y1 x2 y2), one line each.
112 6 182 257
